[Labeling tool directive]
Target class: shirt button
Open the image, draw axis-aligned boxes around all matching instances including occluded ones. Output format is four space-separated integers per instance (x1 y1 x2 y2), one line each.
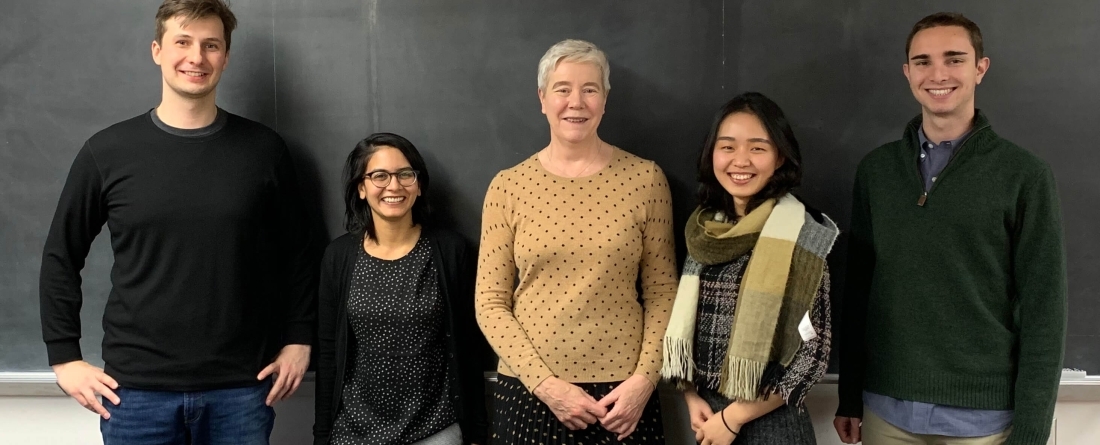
925 143 934 149
932 176 937 182
920 153 926 159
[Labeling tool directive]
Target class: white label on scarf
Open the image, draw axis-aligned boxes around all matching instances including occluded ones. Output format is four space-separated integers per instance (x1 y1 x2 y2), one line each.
798 311 817 341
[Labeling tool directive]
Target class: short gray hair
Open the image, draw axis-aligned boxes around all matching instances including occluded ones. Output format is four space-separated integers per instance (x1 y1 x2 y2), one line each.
536 39 610 93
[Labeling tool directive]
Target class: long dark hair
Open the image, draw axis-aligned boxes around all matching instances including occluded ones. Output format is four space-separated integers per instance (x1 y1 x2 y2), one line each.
696 92 802 215
342 132 432 240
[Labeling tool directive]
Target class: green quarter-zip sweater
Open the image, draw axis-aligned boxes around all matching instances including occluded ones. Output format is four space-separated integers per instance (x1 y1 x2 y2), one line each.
837 111 1067 445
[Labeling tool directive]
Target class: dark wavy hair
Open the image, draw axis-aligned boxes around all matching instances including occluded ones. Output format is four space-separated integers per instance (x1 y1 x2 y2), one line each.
696 92 802 215
342 133 432 240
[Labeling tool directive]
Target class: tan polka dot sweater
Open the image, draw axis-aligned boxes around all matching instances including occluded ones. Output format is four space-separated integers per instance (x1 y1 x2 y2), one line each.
475 147 679 392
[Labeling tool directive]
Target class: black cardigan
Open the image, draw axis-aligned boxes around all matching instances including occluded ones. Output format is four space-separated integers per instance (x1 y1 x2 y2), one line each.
313 227 490 445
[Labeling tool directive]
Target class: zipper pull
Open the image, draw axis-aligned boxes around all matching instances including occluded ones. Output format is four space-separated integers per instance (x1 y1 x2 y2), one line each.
917 192 927 206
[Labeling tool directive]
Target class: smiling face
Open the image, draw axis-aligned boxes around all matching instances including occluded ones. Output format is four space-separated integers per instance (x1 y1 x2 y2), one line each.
358 147 420 226
903 25 989 119
711 112 783 215
539 61 606 146
151 14 229 102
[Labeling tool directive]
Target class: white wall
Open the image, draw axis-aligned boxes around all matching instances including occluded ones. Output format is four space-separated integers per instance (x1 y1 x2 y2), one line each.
1 381 1096 444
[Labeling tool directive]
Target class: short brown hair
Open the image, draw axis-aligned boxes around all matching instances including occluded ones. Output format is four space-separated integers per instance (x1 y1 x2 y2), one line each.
905 12 984 61
155 0 238 51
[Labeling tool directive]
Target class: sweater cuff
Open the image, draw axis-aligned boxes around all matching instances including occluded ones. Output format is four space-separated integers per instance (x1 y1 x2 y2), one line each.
835 397 864 418
284 321 314 346
634 366 661 387
46 340 83 366
518 368 555 394
1003 423 1052 445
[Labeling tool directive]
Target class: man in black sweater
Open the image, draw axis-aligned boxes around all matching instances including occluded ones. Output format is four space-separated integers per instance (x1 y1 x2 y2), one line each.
39 1 315 443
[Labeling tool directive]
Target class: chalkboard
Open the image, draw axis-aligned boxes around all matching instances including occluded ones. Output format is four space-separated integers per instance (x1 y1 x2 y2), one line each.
2 0 1097 379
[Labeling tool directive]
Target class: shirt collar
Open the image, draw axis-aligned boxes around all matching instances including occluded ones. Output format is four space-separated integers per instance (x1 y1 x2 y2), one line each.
918 124 972 150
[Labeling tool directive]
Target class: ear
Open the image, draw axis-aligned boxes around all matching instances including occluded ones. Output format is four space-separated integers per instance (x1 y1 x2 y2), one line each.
538 88 547 115
902 63 911 82
358 182 367 200
152 40 163 66
975 57 990 84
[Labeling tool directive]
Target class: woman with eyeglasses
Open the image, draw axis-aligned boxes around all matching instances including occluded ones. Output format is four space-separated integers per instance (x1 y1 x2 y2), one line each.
314 133 491 445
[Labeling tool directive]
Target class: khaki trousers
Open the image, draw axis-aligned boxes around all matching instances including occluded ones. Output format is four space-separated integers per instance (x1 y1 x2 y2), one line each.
862 409 1011 445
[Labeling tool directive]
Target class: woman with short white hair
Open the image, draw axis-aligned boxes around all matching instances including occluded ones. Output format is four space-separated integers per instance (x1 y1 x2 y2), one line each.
475 39 678 444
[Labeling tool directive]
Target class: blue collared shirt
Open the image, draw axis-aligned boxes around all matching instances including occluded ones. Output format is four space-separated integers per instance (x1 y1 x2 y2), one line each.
917 126 970 191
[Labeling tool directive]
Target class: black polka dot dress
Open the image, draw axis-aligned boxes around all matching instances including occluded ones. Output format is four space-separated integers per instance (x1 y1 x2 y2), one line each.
331 237 457 444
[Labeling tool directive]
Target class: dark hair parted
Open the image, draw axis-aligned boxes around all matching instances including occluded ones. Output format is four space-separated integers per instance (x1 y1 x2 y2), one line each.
342 133 432 240
906 12 984 61
155 0 238 51
696 92 802 216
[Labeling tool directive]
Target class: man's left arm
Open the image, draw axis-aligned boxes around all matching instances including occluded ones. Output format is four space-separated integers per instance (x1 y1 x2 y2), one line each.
258 145 318 406
1006 165 1067 445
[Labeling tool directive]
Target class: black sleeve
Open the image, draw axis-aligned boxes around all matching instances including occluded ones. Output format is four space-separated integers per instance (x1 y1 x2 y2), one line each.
837 164 872 418
274 147 317 346
313 243 339 445
40 143 106 366
454 239 491 445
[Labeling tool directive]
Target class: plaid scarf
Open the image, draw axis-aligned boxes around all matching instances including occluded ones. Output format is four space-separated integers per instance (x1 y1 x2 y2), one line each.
660 194 838 401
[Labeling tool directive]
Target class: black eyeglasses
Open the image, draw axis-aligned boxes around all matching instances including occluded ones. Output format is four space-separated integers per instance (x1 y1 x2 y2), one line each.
365 169 419 187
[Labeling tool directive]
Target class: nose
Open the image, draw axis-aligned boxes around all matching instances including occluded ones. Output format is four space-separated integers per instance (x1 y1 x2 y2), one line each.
731 148 751 167
186 44 204 64
931 63 949 82
384 174 405 191
567 89 584 109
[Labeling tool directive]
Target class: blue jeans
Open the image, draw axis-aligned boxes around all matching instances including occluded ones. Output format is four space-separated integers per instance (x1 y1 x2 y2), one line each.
101 380 275 445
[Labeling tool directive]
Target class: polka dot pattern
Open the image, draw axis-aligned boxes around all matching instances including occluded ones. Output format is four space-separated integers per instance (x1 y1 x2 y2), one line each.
475 147 679 391
488 374 664 444
332 237 456 444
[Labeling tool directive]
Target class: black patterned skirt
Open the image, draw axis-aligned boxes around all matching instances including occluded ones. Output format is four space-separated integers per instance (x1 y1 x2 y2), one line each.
489 374 664 445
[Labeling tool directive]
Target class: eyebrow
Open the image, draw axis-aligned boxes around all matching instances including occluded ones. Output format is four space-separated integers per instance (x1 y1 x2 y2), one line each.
550 81 602 89
910 50 969 61
170 33 224 43
366 167 413 174
717 136 773 144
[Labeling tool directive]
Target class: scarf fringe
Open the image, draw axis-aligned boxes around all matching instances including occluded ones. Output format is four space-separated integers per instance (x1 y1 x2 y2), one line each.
718 356 766 401
660 337 695 382
757 360 786 399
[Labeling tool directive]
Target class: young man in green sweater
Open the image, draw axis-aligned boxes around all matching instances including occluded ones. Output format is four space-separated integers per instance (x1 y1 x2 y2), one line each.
834 12 1067 445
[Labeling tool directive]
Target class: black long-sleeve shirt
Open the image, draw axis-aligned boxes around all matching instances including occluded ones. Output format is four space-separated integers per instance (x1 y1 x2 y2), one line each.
39 110 316 391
